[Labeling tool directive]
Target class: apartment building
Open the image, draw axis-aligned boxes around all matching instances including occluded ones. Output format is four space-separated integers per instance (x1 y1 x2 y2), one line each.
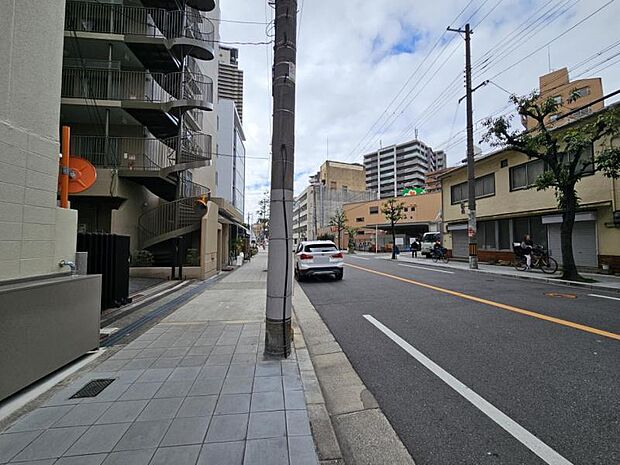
218 46 244 122
61 0 230 268
293 161 375 242
364 139 445 198
441 104 620 271
523 68 604 130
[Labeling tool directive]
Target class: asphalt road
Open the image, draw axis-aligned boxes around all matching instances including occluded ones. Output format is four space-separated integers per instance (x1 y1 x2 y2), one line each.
299 255 620 465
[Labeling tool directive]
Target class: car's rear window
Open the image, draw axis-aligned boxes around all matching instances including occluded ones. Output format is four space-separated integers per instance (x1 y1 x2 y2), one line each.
304 244 338 252
423 233 440 242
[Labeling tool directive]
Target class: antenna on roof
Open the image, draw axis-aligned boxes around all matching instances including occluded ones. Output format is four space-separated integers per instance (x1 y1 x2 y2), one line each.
415 128 419 140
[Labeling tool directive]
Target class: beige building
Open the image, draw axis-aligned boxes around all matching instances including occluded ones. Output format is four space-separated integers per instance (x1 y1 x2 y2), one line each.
293 160 374 242
441 108 620 271
523 68 604 130
337 193 442 251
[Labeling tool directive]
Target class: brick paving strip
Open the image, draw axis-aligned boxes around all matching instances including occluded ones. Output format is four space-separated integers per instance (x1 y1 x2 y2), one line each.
0 250 318 465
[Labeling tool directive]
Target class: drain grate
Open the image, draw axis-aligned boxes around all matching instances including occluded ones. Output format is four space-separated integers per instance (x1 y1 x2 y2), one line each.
70 379 115 398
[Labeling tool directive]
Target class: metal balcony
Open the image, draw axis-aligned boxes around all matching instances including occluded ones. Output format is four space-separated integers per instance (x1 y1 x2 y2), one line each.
65 1 215 66
62 66 213 138
140 0 216 13
71 133 212 200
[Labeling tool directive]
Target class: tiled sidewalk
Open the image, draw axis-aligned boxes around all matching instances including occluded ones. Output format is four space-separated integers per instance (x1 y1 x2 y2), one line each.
0 251 318 465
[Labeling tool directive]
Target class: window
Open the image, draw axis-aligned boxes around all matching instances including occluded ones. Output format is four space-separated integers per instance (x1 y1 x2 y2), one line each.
478 221 496 250
451 183 467 204
562 143 595 175
475 174 495 198
403 207 409 212
510 159 545 190
342 185 348 192
512 216 547 250
330 181 337 189
549 113 560 122
573 86 590 98
500 159 508 168
552 95 562 105
498 219 511 250
305 244 338 252
356 217 365 222
369 206 379 214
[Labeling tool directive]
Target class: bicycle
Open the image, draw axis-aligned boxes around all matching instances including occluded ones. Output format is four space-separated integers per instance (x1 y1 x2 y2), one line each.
431 247 450 264
513 244 558 274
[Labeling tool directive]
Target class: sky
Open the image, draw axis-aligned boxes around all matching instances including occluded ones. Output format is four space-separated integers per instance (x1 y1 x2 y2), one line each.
219 0 620 223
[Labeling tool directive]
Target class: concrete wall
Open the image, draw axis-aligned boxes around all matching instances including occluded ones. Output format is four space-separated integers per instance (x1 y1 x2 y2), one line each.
192 4 221 195
0 274 101 401
216 99 234 203
320 161 366 191
200 200 220 279
0 0 78 280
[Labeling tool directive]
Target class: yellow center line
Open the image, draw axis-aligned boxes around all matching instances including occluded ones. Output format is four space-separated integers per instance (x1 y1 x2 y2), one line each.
346 263 620 342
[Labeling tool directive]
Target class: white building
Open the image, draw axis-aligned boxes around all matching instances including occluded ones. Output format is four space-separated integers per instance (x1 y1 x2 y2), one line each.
364 139 446 198
216 99 245 216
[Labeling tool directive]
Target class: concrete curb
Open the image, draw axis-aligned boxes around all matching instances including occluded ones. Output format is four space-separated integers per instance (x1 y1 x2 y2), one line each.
293 282 415 465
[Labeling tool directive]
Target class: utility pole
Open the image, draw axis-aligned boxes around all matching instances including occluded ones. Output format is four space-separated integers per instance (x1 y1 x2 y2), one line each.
265 0 297 357
448 23 478 269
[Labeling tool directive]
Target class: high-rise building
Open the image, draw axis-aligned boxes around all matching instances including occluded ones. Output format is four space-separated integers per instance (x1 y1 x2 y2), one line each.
363 139 445 199
60 1 243 271
216 99 245 216
522 67 604 130
218 46 244 122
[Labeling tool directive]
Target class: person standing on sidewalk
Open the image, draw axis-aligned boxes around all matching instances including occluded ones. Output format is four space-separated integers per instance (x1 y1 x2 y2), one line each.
411 237 420 258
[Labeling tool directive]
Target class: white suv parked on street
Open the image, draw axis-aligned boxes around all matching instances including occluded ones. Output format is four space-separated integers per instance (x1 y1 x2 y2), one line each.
294 240 344 281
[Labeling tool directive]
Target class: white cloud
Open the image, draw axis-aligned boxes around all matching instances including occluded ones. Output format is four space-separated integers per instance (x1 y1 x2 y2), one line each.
220 0 620 220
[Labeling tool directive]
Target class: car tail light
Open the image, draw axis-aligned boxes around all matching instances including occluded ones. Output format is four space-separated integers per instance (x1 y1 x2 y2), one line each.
299 253 313 260
331 252 344 259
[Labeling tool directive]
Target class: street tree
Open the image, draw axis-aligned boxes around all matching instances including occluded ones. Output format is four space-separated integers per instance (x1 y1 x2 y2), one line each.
256 190 270 240
345 226 359 253
482 93 620 281
381 198 405 259
329 209 347 250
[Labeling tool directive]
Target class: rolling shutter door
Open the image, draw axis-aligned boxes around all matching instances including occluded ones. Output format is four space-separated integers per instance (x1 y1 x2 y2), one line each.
452 230 468 258
547 222 597 267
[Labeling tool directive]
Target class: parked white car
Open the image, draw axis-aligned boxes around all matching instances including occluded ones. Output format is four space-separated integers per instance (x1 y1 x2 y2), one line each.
420 232 441 257
294 240 344 281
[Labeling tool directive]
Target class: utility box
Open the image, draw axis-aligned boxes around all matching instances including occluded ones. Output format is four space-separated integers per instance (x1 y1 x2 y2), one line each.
77 233 131 310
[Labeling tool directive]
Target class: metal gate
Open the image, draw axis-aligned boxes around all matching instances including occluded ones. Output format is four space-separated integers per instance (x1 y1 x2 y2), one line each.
77 233 131 310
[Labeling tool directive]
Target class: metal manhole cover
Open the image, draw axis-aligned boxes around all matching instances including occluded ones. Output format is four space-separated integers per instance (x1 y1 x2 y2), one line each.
544 292 577 299
70 379 115 398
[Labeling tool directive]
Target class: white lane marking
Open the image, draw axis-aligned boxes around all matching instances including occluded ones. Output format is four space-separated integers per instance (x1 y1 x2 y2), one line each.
588 293 620 302
399 264 454 274
363 315 574 465
349 256 370 260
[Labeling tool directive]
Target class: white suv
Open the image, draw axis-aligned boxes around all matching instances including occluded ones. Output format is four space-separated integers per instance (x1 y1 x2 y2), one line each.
294 240 344 281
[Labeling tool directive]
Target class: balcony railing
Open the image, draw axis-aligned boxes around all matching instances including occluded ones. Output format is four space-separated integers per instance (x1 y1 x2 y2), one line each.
138 191 209 248
71 133 212 171
62 67 213 106
65 1 214 46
